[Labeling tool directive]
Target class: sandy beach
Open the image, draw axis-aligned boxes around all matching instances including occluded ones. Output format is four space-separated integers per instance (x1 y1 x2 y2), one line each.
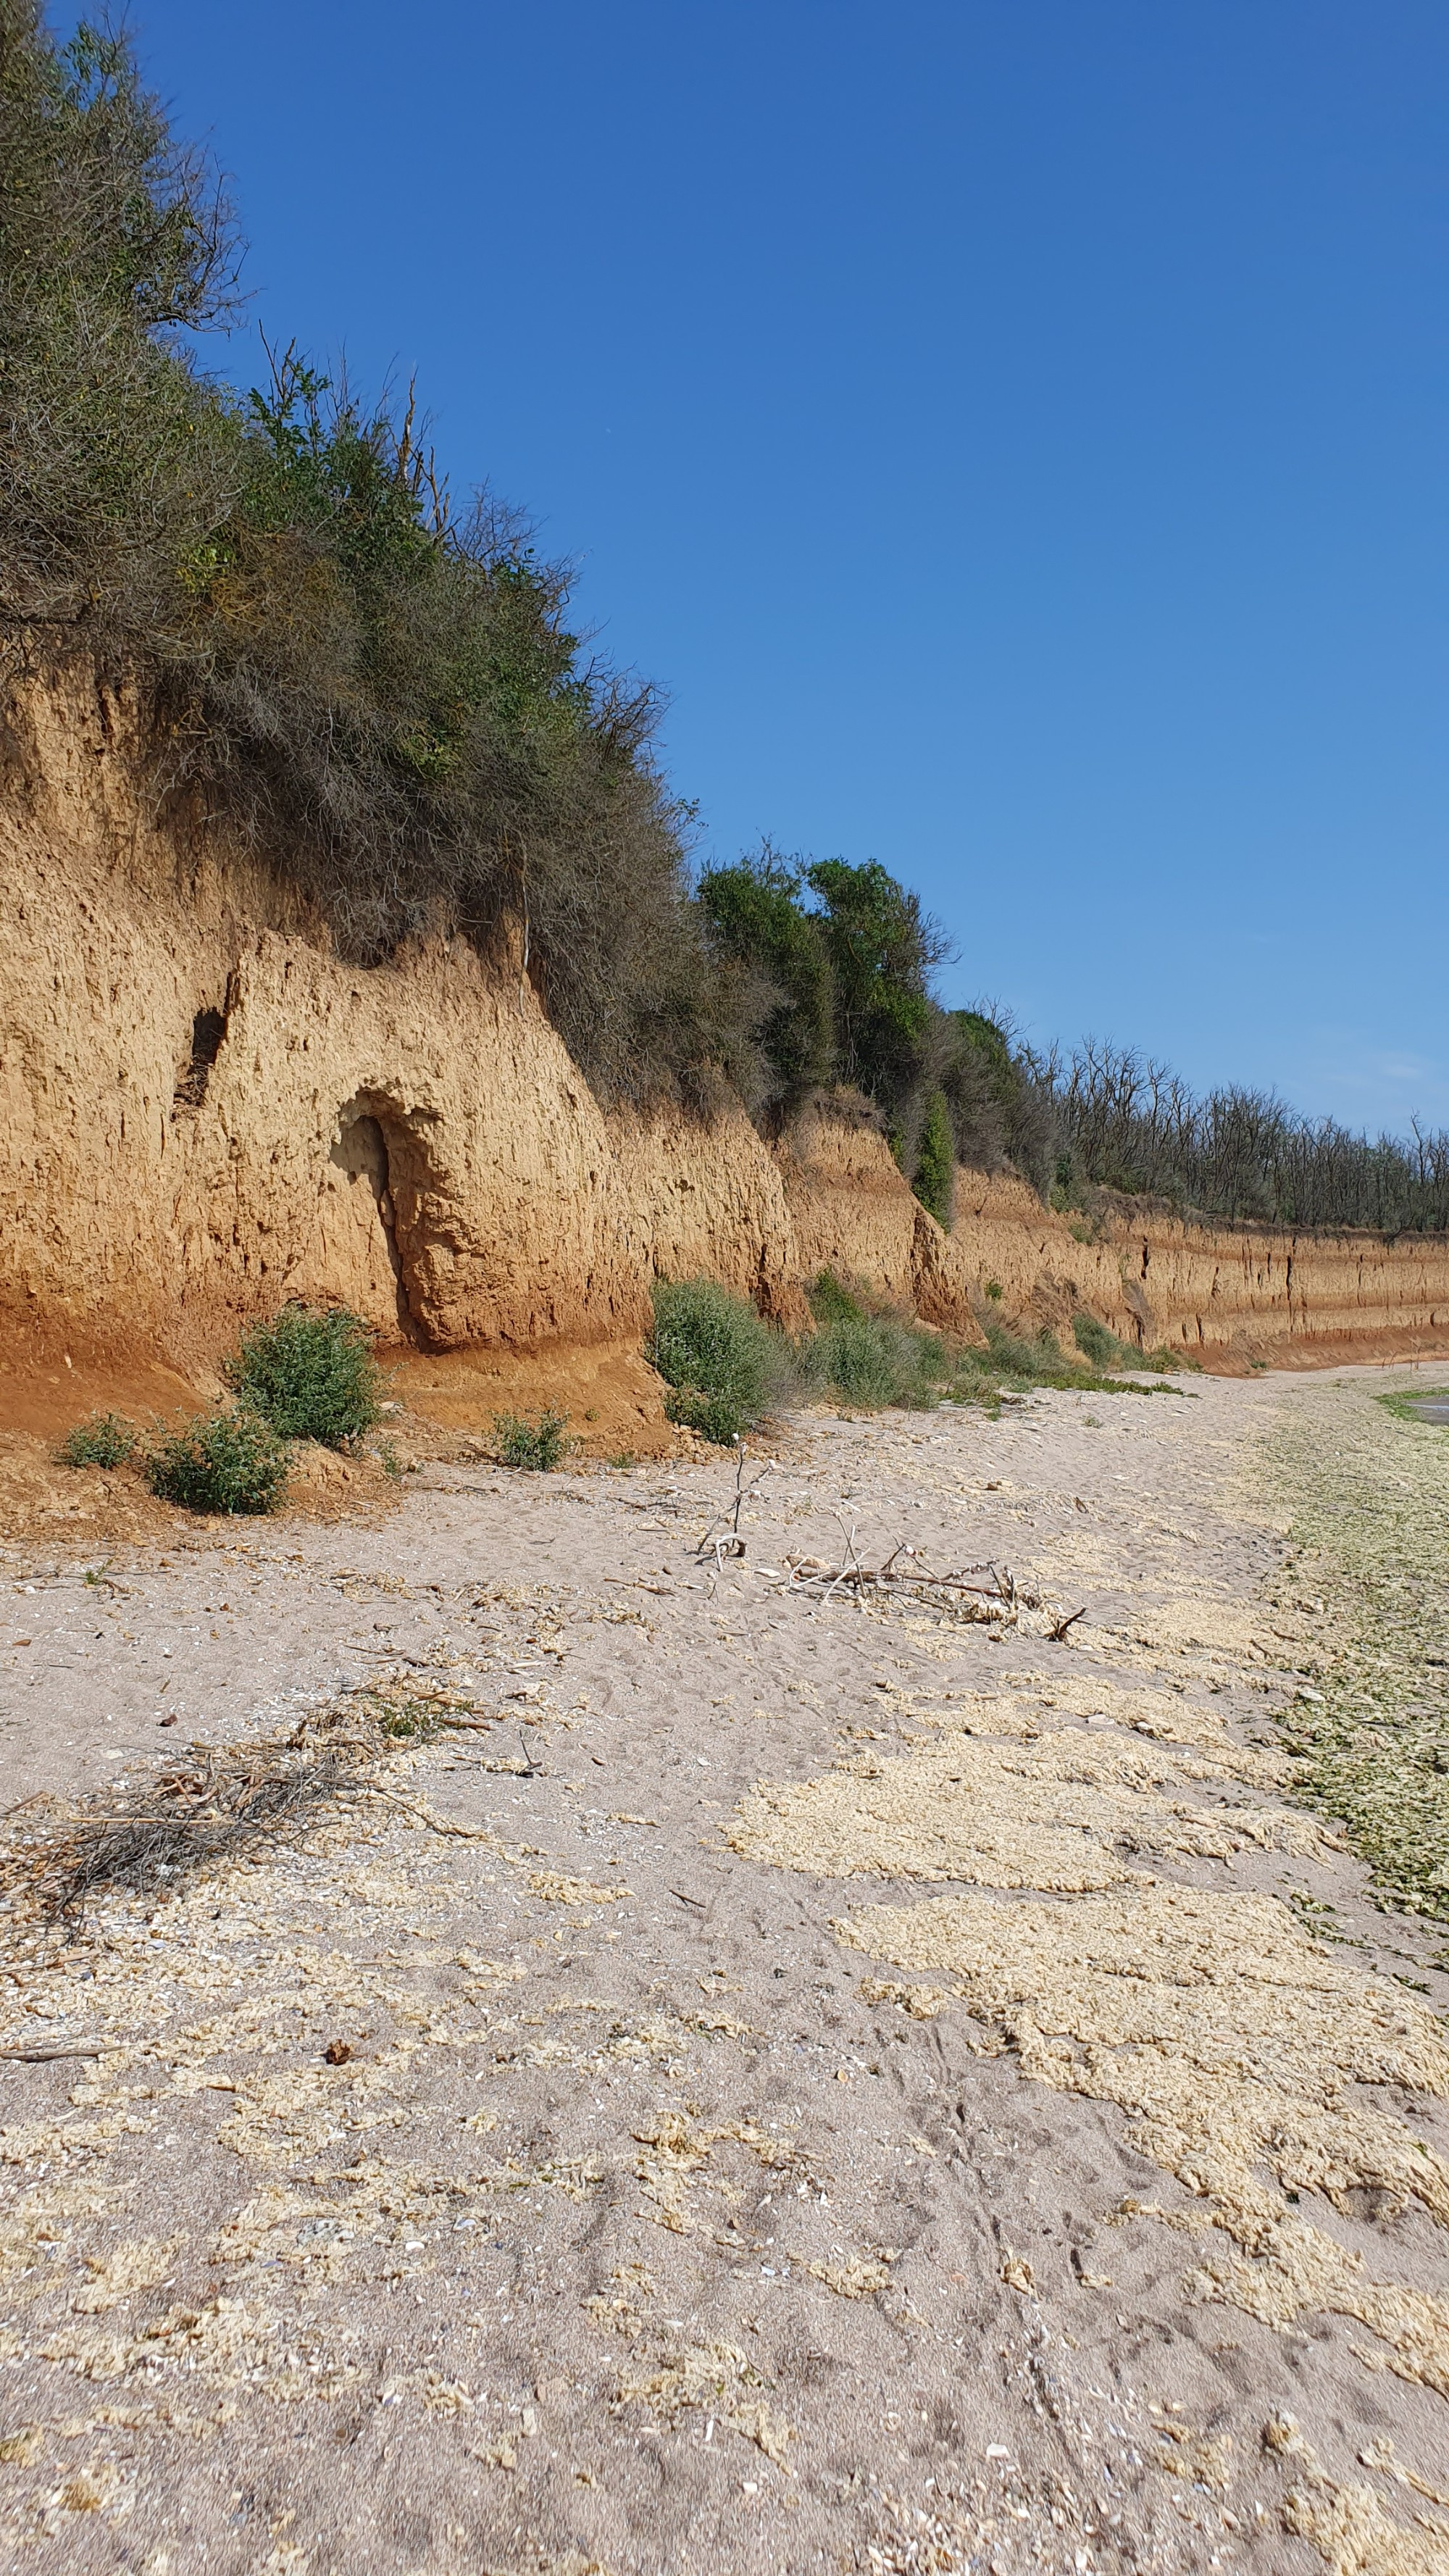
1 1364 1446 2575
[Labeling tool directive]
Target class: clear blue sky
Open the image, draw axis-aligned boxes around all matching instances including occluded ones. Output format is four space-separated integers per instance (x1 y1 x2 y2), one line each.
75 1 1449 1130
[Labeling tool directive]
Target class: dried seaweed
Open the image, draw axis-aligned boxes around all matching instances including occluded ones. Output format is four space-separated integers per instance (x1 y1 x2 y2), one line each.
0 1677 491 1920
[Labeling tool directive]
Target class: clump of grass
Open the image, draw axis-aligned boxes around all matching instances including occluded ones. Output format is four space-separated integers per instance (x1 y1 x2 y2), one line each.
57 1412 136 1469
648 1277 786 1445
943 1322 1192 1410
1072 1312 1187 1375
800 1272 955 1412
801 1313 947 1410
146 1407 289 1514
495 1409 572 1471
1072 1311 1130 1369
225 1302 383 1447
808 1269 868 1328
1376 1383 1449 1425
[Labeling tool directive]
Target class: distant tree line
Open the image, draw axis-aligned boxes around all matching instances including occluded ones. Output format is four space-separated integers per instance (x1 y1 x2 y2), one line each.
1027 1043 1449 1235
3 5 1444 1233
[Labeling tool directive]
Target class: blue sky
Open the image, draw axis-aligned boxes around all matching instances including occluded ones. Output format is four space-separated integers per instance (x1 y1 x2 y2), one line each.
72 1 1449 1130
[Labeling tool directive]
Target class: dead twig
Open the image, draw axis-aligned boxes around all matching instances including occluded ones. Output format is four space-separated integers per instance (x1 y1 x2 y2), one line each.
361 1790 506 1846
695 1448 774 1562
776 1548 1016 1603
1048 1606 1088 1643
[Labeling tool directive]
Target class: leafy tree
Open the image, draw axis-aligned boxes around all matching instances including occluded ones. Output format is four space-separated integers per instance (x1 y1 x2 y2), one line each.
0 4 748 1103
1 1 241 624
698 845 833 1106
803 858 945 1119
912 1088 955 1225
937 1007 1054 1188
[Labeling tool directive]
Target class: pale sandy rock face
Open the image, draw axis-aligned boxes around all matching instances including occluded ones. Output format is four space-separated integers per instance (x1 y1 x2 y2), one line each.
4 651 1449 1387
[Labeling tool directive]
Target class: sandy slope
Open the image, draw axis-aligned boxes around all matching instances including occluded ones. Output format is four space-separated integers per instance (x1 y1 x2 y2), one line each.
1 1368 1447 2575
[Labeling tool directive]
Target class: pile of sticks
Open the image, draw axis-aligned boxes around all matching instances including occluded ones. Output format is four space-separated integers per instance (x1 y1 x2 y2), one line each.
773 1541 1037 1625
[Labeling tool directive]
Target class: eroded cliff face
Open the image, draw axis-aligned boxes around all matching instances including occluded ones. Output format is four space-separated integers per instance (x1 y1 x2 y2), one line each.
0 659 651 1368
4 654 1448 1391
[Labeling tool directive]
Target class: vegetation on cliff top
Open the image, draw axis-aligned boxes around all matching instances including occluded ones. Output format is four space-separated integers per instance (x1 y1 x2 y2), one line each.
4 3 1448 1228
0 1 755 1103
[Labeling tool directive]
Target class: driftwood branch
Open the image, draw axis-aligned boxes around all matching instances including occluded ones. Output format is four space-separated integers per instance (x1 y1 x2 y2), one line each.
0 2041 120 2063
1048 1606 1087 1643
695 1448 774 1563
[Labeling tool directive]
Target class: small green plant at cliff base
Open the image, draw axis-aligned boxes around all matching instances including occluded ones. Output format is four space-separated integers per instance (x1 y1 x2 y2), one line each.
808 1270 867 1328
58 1412 137 1469
647 1277 785 1446
1072 1311 1186 1375
664 1388 749 1444
801 1314 948 1411
146 1408 289 1514
226 1303 383 1447
945 1322 1194 1410
801 1272 959 1412
495 1409 572 1471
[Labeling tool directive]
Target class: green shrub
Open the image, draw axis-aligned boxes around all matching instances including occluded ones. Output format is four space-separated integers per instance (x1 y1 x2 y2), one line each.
804 857 943 1114
1072 1312 1183 1374
647 1277 784 1445
661 1388 746 1444
58 1411 136 1468
801 1313 948 1411
1072 1312 1124 1368
913 1089 955 1227
494 1409 571 1470
698 845 835 1107
146 1408 289 1514
226 1303 382 1446
808 1270 867 1327
983 1322 1064 1378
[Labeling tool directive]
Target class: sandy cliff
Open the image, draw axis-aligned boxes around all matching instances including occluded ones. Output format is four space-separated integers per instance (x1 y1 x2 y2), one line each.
4 651 1448 1406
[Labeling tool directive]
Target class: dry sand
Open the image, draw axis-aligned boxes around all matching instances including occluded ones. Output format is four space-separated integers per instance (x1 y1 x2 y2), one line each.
1 1365 1447 2575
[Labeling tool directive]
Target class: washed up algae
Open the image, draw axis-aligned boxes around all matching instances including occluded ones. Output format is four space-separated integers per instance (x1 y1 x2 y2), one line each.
1264 1376 1449 1925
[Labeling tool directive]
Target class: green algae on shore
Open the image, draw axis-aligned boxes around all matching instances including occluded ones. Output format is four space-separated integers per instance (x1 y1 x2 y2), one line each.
1266 1376 1449 1928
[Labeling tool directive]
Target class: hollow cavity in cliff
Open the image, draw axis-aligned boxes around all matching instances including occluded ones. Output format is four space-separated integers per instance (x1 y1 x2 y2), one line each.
325 1099 425 1343
172 1001 229 1112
